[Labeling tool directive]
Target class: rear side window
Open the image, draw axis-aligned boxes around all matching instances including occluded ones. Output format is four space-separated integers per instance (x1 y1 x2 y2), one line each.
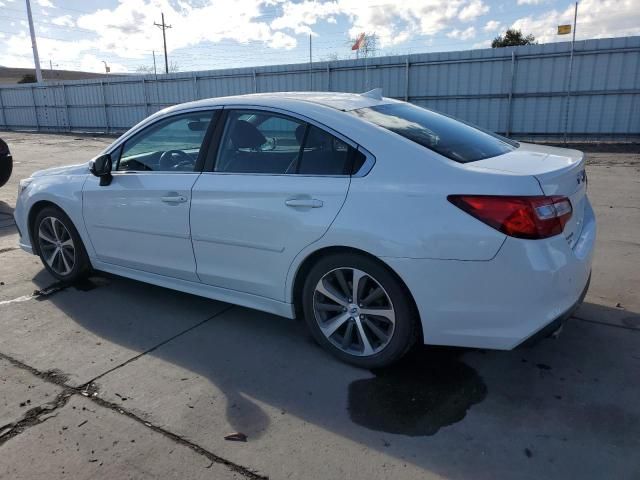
351 103 517 163
297 125 353 175
215 109 365 175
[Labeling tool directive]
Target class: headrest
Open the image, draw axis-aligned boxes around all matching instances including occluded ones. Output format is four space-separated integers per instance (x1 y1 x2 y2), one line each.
294 125 329 149
231 120 266 149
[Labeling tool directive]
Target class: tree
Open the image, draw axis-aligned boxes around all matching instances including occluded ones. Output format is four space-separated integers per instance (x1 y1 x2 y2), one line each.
491 29 536 48
135 61 179 74
321 52 341 62
17 74 37 83
135 65 155 73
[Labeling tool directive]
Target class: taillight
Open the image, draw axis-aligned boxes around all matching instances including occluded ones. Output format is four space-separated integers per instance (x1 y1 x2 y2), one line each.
448 195 572 239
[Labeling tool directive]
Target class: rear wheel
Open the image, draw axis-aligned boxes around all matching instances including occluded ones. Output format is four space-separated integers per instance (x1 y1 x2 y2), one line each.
34 206 90 282
302 253 417 368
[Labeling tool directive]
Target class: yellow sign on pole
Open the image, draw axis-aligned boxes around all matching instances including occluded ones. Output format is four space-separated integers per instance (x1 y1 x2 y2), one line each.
558 24 572 35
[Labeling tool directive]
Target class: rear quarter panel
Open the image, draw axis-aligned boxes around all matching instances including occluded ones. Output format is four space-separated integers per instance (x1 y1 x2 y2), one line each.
284 132 543 302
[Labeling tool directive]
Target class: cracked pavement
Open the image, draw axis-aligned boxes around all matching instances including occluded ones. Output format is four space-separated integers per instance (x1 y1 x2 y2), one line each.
0 132 639 479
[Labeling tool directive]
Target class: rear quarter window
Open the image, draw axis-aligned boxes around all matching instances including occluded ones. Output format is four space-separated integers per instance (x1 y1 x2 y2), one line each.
351 103 517 163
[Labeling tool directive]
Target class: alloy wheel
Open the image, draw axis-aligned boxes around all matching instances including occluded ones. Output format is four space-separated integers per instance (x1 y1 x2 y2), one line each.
313 267 396 356
38 216 76 276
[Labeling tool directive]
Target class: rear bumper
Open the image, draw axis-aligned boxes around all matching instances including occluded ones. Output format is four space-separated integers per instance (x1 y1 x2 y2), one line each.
516 272 590 348
385 198 596 350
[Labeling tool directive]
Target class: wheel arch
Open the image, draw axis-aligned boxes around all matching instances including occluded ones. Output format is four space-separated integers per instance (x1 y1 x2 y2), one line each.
28 200 71 255
290 245 424 343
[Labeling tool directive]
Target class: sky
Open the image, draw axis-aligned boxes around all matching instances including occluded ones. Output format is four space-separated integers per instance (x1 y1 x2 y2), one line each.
0 0 639 74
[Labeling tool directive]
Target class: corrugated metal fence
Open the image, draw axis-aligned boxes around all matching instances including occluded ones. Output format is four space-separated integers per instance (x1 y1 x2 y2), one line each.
0 36 639 140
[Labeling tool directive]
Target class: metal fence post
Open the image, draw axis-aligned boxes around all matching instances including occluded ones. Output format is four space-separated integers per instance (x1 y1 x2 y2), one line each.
253 70 257 93
100 81 109 134
142 78 149 117
327 64 331 91
61 84 70 131
53 84 61 132
506 51 516 137
0 89 6 129
193 73 199 100
404 57 410 101
31 86 40 132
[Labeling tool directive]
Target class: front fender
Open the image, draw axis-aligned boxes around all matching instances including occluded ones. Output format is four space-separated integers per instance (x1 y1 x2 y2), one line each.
16 174 95 258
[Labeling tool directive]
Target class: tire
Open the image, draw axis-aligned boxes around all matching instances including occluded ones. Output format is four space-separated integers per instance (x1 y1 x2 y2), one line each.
33 206 90 282
302 253 418 368
0 154 11 188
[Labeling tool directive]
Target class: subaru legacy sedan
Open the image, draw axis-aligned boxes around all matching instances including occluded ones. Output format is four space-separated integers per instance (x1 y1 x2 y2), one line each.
14 91 595 368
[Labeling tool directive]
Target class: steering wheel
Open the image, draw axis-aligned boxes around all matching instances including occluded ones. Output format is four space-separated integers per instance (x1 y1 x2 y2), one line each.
159 150 194 171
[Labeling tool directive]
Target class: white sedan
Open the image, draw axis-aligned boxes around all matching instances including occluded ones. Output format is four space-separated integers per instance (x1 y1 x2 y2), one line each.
14 90 595 368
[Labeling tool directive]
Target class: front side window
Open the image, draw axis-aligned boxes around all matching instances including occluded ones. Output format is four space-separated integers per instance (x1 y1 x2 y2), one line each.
117 111 213 172
215 110 363 175
351 103 517 163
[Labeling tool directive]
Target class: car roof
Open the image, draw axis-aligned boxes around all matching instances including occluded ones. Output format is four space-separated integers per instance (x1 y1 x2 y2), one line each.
169 91 399 114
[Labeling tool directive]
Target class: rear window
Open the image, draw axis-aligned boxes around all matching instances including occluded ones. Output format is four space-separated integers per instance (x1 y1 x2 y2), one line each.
351 103 517 163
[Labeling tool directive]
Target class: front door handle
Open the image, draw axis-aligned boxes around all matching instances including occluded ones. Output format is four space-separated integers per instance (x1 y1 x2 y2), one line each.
161 195 188 203
285 198 323 208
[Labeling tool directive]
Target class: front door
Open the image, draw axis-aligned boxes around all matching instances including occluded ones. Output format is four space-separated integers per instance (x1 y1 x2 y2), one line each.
83 110 216 281
191 109 360 300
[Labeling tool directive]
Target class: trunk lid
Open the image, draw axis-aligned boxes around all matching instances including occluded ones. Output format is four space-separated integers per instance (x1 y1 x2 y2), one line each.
469 142 587 248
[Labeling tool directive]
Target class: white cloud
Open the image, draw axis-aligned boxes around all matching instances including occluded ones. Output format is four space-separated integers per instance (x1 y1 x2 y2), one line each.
517 0 545 4
76 0 297 57
271 1 341 35
511 0 640 43
267 0 491 47
51 15 75 27
36 0 54 7
268 31 297 49
447 26 476 40
483 20 501 32
458 0 489 22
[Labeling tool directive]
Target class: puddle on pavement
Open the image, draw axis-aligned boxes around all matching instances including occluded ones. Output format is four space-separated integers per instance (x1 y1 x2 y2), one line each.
348 346 487 436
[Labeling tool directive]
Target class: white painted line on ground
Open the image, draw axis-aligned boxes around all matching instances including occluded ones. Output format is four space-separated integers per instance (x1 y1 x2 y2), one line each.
0 295 34 306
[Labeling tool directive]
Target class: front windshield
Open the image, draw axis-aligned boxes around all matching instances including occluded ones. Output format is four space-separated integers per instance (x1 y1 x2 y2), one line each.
351 103 518 163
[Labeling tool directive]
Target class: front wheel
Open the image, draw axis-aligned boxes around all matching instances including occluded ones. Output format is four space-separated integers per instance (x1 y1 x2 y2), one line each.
302 253 418 368
34 206 90 282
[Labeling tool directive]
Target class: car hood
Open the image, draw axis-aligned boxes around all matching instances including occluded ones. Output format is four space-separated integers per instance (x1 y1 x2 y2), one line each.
31 162 91 178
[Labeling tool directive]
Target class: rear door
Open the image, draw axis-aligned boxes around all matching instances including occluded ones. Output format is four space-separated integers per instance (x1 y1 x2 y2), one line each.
190 108 362 301
83 109 218 281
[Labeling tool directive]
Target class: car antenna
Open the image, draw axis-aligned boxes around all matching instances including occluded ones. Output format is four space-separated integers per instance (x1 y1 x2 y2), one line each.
360 88 383 100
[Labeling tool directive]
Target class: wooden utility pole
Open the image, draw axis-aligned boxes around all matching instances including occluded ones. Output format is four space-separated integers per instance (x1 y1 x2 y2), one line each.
154 12 172 74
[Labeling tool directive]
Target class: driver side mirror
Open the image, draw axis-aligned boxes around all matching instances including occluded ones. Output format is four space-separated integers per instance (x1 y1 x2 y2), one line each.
90 154 113 186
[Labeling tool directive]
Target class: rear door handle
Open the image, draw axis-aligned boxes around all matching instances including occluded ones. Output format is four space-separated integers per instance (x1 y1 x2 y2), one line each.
285 198 323 208
161 195 188 203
